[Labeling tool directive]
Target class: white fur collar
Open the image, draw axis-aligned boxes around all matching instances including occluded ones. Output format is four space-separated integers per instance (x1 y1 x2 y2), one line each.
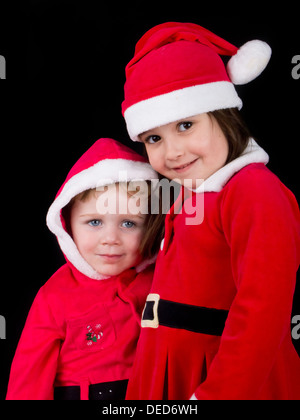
193 138 269 193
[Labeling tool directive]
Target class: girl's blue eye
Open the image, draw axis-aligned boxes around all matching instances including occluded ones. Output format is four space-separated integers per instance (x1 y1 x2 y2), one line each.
178 121 193 132
122 220 136 228
145 135 161 144
88 220 101 227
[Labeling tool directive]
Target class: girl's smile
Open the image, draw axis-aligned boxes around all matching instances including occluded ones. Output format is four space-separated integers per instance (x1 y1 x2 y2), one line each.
140 113 229 189
171 157 200 174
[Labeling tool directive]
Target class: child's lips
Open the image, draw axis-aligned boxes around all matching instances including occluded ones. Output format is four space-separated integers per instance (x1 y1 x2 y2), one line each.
97 254 124 262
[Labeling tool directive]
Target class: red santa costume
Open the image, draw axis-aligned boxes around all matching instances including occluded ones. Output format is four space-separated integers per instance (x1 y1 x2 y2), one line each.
6 138 158 400
122 23 300 400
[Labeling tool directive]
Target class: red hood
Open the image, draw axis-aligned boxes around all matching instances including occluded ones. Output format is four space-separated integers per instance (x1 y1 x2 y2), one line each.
46 138 158 280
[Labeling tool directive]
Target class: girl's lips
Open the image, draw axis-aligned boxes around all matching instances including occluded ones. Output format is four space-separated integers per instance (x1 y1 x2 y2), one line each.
172 158 199 174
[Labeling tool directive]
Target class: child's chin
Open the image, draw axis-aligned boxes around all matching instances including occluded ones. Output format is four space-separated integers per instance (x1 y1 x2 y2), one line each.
94 264 125 278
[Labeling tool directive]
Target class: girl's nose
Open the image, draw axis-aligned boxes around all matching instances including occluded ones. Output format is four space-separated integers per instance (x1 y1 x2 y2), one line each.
165 136 184 161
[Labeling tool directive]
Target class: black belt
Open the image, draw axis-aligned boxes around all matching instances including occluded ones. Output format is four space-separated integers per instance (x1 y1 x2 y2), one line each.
54 379 128 400
142 294 228 336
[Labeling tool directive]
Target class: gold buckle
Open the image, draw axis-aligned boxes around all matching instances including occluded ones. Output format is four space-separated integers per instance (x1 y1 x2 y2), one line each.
141 293 160 329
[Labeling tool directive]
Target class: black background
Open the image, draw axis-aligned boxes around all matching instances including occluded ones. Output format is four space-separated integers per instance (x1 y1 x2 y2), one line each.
0 1 299 400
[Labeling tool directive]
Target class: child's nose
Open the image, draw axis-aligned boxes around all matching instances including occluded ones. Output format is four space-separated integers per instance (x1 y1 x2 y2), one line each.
101 225 120 245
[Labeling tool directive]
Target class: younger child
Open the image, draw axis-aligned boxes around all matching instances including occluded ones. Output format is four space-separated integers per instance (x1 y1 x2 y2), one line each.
122 22 300 400
6 138 161 400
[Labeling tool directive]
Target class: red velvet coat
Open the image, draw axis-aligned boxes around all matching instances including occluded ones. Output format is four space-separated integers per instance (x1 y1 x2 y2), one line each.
6 263 153 400
126 155 300 400
6 138 158 400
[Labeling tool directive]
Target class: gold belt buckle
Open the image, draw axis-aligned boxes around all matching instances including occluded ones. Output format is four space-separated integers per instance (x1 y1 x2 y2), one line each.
141 293 160 329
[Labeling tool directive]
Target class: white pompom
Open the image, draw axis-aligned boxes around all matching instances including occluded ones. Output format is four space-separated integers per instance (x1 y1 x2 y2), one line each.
227 40 272 85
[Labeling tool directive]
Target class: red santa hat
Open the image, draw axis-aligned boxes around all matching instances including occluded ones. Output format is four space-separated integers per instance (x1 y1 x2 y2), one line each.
46 138 158 280
122 22 272 141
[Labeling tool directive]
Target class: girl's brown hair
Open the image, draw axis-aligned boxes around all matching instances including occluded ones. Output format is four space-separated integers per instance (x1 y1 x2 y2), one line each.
208 108 251 164
139 184 166 260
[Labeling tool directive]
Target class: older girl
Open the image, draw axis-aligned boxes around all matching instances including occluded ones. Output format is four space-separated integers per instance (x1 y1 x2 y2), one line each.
122 22 300 400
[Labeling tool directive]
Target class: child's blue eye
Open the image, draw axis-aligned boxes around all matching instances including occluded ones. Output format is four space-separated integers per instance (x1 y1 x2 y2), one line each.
122 220 136 228
178 121 193 132
88 220 102 227
145 135 161 144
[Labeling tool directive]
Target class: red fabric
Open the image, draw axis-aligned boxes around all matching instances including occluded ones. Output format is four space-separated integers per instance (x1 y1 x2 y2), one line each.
56 138 148 198
6 264 153 400
126 164 300 400
122 22 238 113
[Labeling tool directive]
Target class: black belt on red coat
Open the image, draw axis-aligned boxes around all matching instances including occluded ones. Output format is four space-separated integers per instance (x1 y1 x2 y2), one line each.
141 294 229 336
54 379 128 400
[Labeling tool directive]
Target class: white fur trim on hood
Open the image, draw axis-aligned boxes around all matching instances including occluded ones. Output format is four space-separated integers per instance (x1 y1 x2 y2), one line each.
47 158 158 280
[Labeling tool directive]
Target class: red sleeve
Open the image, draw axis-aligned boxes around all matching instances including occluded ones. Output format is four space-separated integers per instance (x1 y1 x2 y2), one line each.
131 265 154 318
6 286 64 400
194 166 300 400
118 265 154 325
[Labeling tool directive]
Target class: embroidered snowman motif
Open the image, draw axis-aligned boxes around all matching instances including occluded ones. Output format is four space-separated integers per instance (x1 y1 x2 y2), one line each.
86 324 104 347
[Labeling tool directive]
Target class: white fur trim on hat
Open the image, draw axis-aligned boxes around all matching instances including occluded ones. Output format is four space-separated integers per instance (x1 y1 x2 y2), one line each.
227 40 272 85
46 158 158 280
125 81 243 142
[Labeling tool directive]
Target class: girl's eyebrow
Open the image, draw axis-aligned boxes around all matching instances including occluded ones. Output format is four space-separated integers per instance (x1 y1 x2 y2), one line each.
138 132 148 141
139 127 154 138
